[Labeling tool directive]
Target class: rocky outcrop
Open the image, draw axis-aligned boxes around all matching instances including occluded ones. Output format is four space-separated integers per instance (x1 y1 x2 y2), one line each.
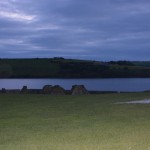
42 85 65 95
21 86 28 94
71 85 89 95
0 85 113 95
50 85 65 95
42 85 52 94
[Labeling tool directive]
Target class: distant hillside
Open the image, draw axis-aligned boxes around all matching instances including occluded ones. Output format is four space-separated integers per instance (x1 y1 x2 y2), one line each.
132 61 150 67
0 58 150 78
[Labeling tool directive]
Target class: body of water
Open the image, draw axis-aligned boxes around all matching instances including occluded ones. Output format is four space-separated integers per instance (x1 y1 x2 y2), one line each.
0 78 150 92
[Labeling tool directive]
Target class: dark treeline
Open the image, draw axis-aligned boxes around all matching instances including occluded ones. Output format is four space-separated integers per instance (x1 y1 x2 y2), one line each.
0 58 150 78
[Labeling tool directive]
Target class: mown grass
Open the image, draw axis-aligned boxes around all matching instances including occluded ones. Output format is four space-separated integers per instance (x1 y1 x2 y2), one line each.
0 93 150 150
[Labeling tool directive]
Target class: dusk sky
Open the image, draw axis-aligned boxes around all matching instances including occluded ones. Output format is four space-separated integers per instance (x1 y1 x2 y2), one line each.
0 0 150 61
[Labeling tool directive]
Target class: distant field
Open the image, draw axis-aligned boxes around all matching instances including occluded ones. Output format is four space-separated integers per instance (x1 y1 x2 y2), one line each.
0 93 150 150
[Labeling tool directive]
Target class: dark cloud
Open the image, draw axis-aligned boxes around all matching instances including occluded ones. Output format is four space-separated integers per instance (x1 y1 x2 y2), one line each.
0 0 150 60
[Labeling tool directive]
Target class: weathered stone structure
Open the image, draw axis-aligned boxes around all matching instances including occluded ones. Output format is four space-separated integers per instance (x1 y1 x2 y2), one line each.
71 85 89 95
21 86 28 94
0 85 120 95
42 85 52 94
50 85 65 95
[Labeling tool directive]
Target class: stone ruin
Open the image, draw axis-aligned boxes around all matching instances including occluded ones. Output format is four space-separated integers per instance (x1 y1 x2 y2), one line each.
42 85 65 95
50 85 65 95
71 85 89 95
42 85 52 94
0 85 91 95
21 86 28 94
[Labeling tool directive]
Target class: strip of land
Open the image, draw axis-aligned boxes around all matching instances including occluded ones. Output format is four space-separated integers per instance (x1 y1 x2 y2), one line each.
0 58 150 78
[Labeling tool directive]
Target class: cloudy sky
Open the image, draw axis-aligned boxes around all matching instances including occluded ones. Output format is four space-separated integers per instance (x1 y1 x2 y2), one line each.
0 0 150 60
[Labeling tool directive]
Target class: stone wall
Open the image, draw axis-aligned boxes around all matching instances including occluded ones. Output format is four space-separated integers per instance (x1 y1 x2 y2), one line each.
0 85 119 95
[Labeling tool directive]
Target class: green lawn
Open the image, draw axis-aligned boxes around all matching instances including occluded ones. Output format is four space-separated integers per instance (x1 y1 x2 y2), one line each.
0 93 150 150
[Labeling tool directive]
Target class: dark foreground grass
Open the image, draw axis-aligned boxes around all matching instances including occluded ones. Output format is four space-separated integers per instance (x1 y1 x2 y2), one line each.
0 93 150 150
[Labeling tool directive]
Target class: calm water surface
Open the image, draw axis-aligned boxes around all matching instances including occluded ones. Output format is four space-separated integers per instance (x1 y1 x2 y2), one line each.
0 78 150 92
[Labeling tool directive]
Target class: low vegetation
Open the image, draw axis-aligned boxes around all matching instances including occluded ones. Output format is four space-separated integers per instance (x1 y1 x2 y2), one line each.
0 58 150 78
0 93 150 150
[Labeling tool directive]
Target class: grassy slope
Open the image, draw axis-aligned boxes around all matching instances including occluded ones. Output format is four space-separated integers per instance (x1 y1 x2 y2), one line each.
132 61 150 67
0 59 60 78
0 93 150 150
1 58 150 78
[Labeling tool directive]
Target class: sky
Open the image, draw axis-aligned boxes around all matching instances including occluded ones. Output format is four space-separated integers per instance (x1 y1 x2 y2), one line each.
0 0 150 61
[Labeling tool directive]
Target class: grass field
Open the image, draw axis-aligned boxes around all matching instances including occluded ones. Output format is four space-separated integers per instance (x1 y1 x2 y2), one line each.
0 93 150 150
